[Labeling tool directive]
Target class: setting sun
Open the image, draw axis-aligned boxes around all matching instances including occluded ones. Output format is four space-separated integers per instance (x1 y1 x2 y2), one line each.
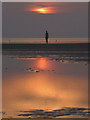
31 7 52 14
26 6 57 14
36 8 48 14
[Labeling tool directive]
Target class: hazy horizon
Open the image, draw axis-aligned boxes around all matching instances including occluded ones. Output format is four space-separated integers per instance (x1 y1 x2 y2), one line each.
2 37 88 44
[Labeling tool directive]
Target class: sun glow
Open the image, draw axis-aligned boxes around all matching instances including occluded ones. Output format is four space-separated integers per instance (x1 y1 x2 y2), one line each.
26 3 71 14
36 8 48 14
31 7 52 14
27 6 56 14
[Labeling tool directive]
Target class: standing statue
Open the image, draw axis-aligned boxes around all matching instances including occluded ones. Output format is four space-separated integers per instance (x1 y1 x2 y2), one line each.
45 31 49 44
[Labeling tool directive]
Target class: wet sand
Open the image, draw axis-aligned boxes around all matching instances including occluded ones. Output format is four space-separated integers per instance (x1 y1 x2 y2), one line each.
2 118 89 120
2 43 88 51
2 43 89 119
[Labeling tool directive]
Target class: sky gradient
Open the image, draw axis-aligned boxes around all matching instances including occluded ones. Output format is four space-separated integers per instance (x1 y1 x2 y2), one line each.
2 2 88 38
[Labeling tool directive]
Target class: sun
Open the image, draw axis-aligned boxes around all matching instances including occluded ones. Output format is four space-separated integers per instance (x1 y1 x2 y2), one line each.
27 6 57 14
36 8 48 14
31 7 52 14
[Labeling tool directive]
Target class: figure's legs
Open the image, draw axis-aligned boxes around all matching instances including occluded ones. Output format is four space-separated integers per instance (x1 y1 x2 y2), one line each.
46 38 48 44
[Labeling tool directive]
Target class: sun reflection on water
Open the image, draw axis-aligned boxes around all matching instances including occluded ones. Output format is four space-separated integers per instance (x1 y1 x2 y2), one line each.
36 58 49 70
2 56 88 118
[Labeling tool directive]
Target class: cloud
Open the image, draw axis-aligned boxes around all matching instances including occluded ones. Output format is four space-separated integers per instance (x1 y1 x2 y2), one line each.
18 107 89 118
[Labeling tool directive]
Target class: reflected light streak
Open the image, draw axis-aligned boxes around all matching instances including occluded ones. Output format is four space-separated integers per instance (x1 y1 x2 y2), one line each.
3 73 88 110
35 58 49 70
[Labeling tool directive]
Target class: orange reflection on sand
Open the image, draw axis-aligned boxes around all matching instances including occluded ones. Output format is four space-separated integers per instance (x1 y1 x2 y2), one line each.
27 73 56 97
3 73 88 114
36 58 49 70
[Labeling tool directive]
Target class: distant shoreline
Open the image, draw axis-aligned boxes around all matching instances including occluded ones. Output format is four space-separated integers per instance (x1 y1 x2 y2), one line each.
2 43 88 51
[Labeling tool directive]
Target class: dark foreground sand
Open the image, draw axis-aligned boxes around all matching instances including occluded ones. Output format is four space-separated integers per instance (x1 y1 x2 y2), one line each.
2 43 88 51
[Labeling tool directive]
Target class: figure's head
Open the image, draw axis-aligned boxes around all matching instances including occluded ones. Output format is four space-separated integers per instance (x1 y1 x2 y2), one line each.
46 30 48 33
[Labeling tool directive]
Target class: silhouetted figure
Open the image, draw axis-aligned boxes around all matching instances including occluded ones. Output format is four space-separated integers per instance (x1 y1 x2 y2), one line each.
45 31 49 44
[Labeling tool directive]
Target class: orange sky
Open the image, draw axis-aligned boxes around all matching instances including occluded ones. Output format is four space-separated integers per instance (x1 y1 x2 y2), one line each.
26 3 70 14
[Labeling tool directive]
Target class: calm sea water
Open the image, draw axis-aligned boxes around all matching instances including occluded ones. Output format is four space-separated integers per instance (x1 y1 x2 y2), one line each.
2 49 88 118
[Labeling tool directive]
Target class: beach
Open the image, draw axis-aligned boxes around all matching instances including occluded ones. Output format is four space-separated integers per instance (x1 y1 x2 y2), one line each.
2 44 88 119
2 118 89 120
2 43 88 51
